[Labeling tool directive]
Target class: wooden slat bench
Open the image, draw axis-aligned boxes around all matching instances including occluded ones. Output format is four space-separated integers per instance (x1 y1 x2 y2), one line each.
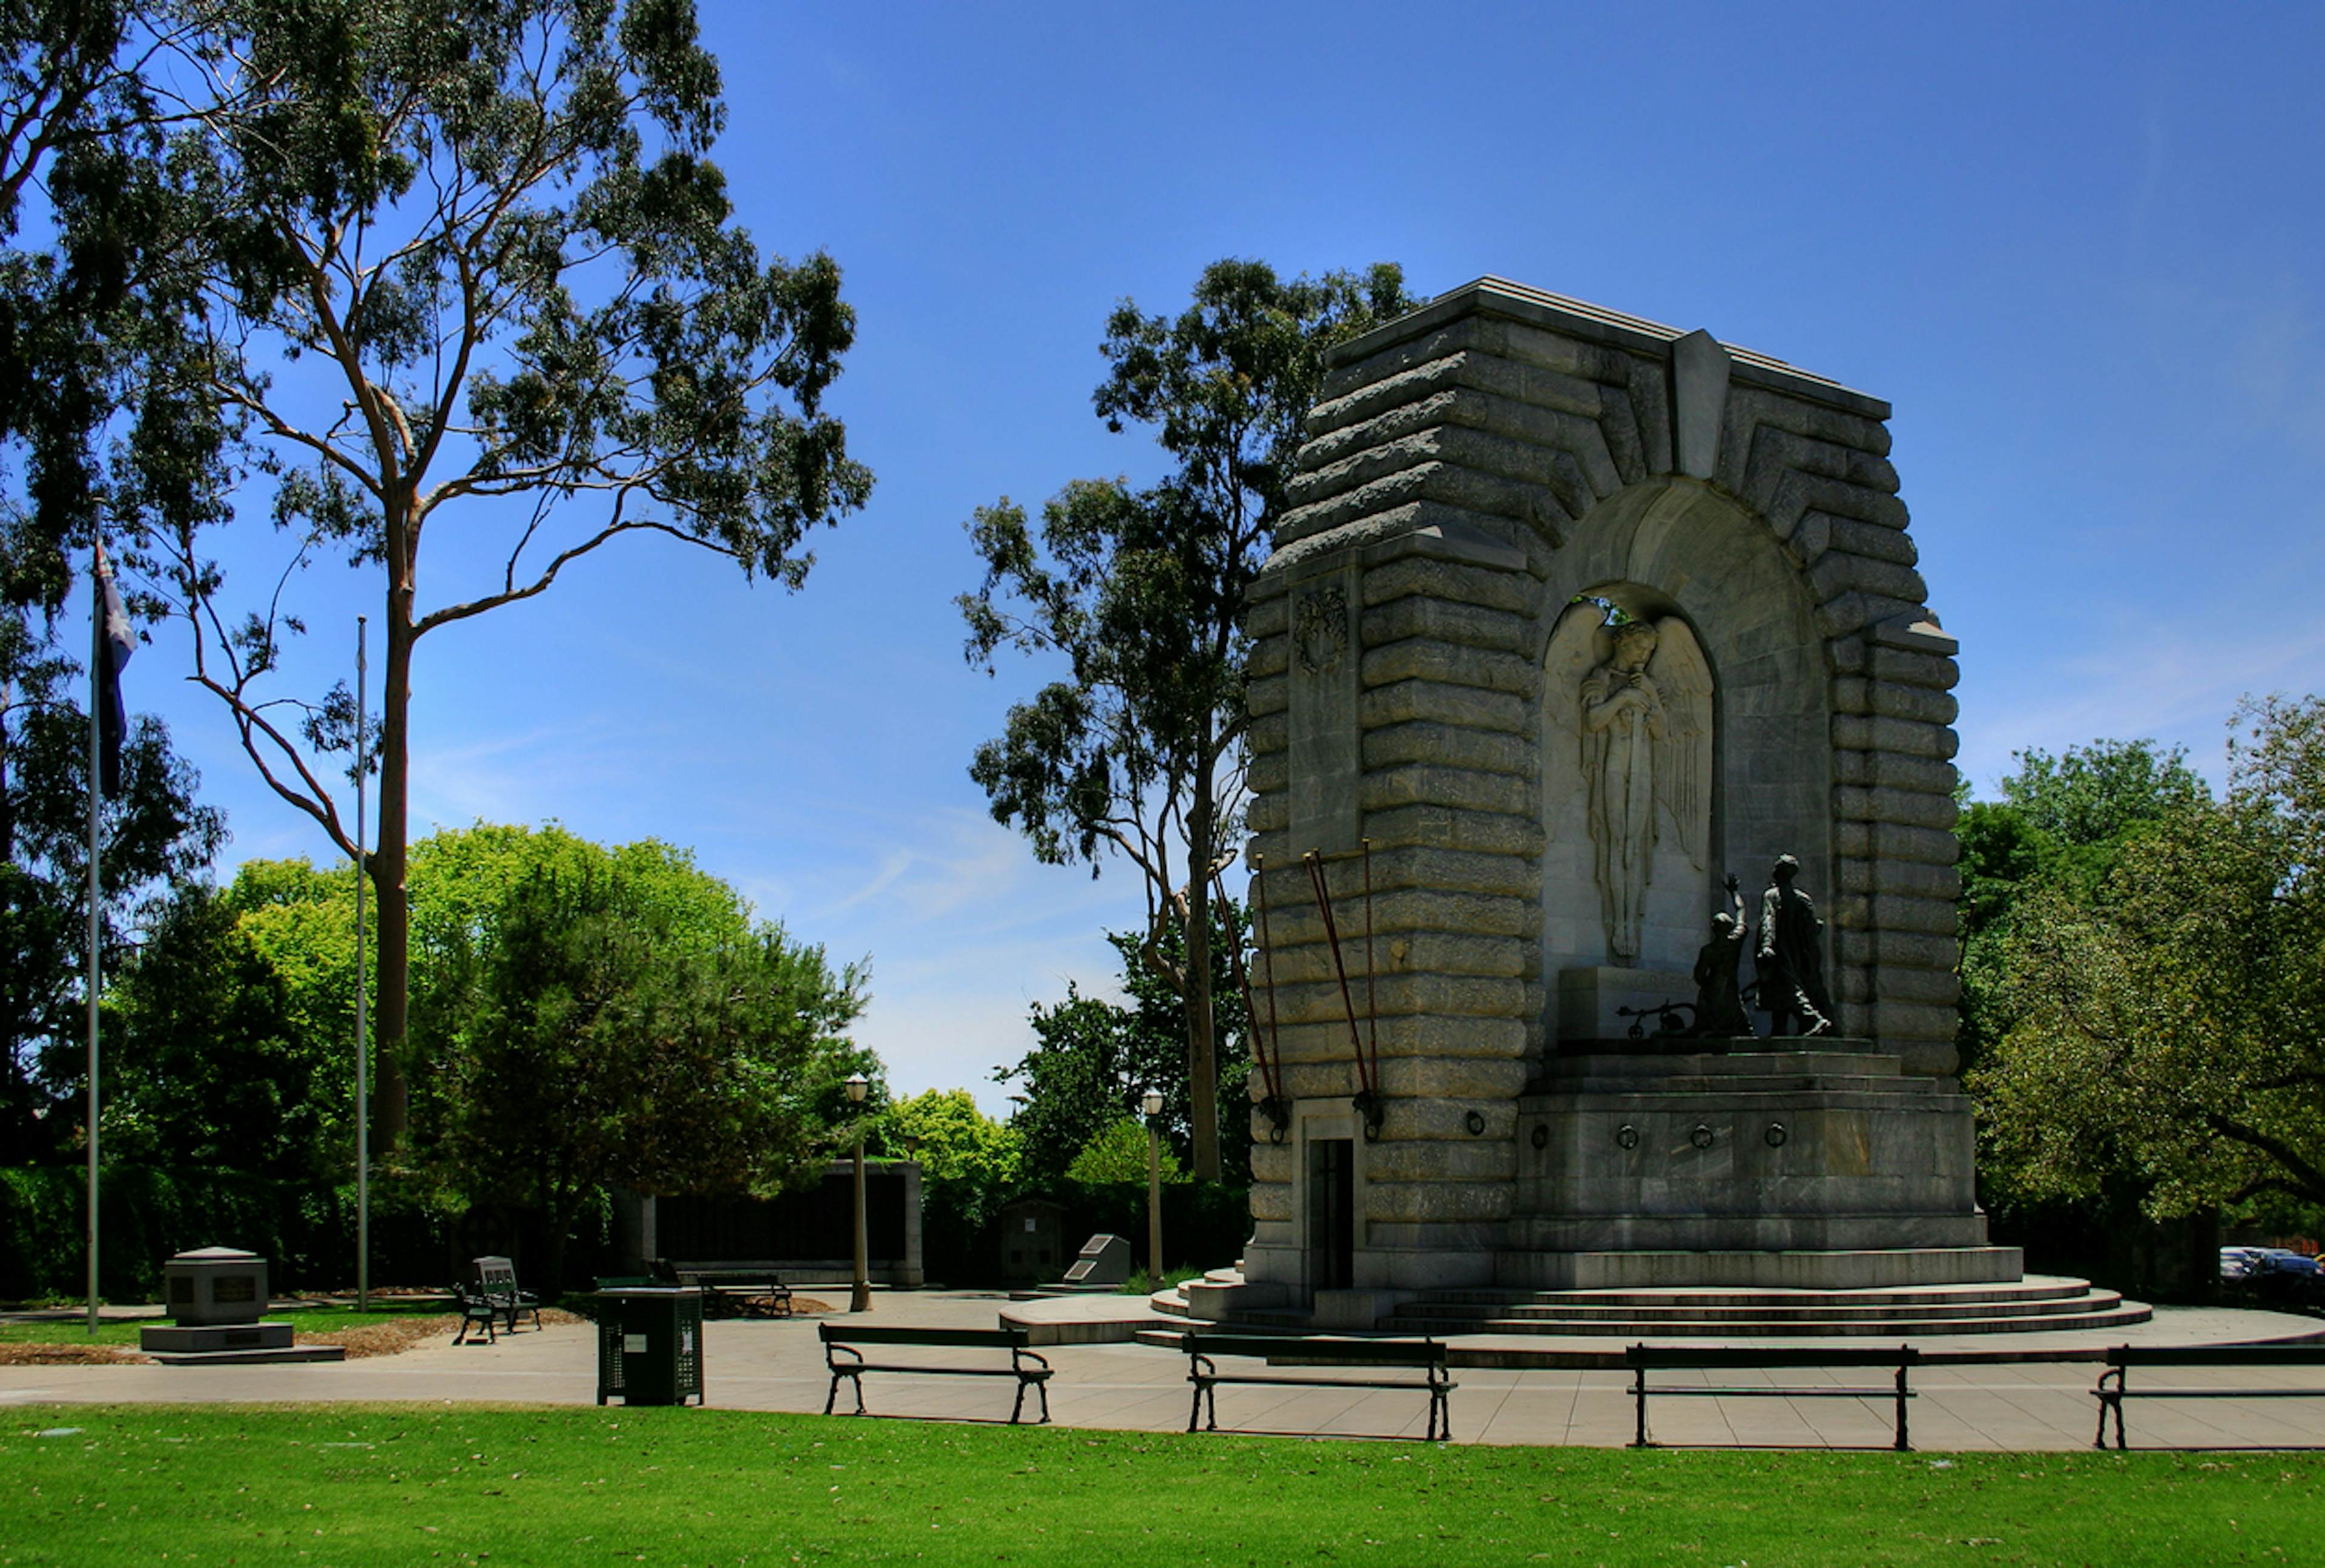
1626 1344 1921 1451
2092 1344 2325 1449
659 1260 794 1319
1180 1332 1456 1440
818 1324 1052 1424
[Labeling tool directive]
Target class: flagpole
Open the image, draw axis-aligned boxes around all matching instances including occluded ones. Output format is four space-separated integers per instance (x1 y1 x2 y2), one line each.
354 616 369 1311
84 551 102 1336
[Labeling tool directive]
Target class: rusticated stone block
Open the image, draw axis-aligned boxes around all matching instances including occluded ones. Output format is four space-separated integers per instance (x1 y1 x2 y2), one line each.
1360 554 1537 615
1867 682 1959 726
1264 972 1530 1026
1875 966 1962 1006
1808 551 1928 607
1834 785 1959 831
1260 930 1534 984
1365 1180 1515 1225
1872 998 1961 1036
1246 845 1539 902
1868 644 1959 690
1838 858 1962 901
1360 641 1539 698
1359 679 1531 736
1816 590 1927 639
1360 763 1534 817
1360 596 1533 656
1261 888 1538 947
1261 1015 1530 1064
1831 714 1959 759
1872 893 1962 935
1362 720 1532 778
1833 929 1957 971
1836 821 1960 866
1833 750 1959 794
1358 802 1546 857
1364 1137 1518 1182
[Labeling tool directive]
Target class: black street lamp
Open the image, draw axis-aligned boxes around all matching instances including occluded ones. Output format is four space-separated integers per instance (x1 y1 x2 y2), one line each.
845 1073 871 1313
1143 1088 1166 1284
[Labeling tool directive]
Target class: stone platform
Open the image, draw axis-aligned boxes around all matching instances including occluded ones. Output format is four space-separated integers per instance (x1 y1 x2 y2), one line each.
1500 1041 2007 1293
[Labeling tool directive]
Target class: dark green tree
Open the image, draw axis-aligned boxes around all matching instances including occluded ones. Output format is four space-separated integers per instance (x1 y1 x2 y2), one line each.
963 259 1413 1178
420 844 870 1290
103 881 319 1176
110 0 872 1140
1956 739 2211 1073
0 4 235 1159
1970 697 2325 1221
1000 907 1252 1185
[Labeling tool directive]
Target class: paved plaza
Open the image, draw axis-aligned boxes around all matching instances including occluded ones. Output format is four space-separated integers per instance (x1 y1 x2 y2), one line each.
1 1291 2320 1451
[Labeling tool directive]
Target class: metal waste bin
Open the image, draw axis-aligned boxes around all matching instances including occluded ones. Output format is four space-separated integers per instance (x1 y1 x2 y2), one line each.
594 1286 704 1406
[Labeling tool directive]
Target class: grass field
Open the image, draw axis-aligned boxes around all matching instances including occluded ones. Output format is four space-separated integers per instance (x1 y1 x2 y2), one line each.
0 1403 2315 1566
0 1304 448 1348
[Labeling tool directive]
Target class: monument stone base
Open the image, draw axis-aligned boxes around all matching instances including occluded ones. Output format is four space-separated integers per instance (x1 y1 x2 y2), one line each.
1503 1042 2006 1291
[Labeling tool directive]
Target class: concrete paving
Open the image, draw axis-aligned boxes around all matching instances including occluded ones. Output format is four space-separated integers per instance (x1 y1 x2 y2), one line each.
1 1290 2320 1451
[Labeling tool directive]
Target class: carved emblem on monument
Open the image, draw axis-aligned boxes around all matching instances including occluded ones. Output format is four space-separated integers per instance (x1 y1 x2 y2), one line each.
1565 610 1710 962
1293 587 1348 675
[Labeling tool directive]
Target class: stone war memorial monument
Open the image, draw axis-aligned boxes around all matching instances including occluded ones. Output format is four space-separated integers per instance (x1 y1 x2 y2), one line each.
1200 278 2145 1337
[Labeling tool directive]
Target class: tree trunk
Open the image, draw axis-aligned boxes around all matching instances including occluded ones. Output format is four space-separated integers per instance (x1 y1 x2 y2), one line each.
369 533 415 1140
1186 757 1219 1181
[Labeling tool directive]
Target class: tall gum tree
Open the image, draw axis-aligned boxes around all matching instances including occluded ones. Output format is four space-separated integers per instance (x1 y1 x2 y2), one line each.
118 1 871 1135
961 259 1412 1179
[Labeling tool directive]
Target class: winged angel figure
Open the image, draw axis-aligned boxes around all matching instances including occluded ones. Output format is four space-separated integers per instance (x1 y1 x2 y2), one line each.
1579 616 1710 961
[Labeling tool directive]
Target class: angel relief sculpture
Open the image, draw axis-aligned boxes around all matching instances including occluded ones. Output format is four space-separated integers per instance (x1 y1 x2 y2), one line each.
1573 613 1711 963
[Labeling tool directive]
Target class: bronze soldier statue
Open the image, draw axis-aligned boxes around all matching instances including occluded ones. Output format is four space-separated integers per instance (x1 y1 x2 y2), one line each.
1688 873 1755 1039
1756 854 1835 1038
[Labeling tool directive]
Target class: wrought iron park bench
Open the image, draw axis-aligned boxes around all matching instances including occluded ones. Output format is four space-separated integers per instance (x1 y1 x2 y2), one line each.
1626 1343 1921 1450
1179 1331 1456 1440
817 1323 1053 1424
2092 1344 2325 1449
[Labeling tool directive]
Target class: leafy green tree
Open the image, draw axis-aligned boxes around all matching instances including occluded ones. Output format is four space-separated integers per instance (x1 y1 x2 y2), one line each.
109 0 872 1139
1970 697 2325 1220
418 839 868 1289
1000 911 1251 1185
963 259 1413 1178
882 1087 1020 1231
1066 1115 1182 1185
103 881 320 1176
1956 739 2210 1074
0 4 234 1160
0 700 221 1161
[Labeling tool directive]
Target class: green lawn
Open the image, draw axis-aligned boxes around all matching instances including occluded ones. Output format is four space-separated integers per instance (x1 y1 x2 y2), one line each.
0 1404 2315 1566
0 1303 447 1346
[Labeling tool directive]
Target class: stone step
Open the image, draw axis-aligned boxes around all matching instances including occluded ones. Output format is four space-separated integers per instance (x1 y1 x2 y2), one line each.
1380 1298 2151 1340
1390 1291 2123 1326
1414 1278 2097 1311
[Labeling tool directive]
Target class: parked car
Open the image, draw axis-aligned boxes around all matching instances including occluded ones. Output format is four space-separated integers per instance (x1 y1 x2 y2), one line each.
2220 1246 2268 1280
2243 1250 2324 1306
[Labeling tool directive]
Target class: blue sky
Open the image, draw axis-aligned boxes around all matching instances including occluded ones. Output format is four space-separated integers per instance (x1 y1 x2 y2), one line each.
125 2 2325 1109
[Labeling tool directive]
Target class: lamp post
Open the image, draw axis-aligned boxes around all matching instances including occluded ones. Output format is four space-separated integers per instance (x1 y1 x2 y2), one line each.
845 1073 871 1313
1142 1088 1165 1284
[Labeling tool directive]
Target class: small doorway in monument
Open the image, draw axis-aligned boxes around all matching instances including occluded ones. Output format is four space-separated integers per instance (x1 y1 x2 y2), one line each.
1306 1139 1355 1297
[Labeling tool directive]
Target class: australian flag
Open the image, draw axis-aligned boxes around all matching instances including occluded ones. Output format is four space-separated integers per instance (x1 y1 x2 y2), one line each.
93 547 133 798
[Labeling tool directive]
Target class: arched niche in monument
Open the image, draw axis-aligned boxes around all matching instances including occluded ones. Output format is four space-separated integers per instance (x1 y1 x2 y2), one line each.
1537 481 1835 1045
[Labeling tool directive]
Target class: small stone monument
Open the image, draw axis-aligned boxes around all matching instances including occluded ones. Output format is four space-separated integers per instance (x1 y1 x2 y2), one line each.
138 1247 343 1364
1058 1233 1133 1289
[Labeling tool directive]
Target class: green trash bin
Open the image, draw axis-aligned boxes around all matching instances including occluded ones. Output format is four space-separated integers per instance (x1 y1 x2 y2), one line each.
594 1286 705 1406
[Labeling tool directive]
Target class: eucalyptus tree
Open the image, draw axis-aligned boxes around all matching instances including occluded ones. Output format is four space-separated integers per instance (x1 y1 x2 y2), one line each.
125 0 871 1135
0 2 231 1159
962 259 1412 1178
